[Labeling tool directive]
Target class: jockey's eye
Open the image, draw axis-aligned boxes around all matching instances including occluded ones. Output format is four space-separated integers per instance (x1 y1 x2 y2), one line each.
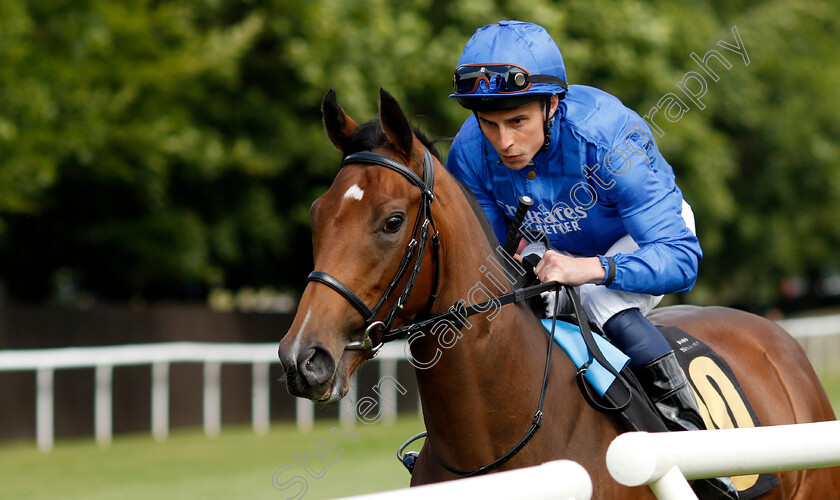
383 215 404 234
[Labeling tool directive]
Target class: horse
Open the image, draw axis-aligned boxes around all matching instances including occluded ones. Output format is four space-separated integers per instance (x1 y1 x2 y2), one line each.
277 88 840 499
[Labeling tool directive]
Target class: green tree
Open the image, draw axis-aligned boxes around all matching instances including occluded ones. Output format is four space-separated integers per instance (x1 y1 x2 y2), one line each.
0 1 285 300
0 0 837 313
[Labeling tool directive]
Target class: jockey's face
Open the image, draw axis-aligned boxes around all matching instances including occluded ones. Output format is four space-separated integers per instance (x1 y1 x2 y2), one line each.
476 95 559 170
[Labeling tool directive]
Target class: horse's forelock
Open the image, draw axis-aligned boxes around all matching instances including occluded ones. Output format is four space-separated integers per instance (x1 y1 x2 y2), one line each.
342 120 385 156
343 120 442 163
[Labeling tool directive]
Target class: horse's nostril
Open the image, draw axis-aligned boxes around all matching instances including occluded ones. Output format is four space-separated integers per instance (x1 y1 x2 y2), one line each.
299 346 336 387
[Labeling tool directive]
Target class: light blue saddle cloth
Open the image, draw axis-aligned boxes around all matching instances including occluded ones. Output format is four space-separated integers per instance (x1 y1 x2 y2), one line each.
541 319 630 396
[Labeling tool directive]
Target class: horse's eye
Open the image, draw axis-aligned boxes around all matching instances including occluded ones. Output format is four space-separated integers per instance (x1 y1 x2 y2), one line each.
383 215 404 233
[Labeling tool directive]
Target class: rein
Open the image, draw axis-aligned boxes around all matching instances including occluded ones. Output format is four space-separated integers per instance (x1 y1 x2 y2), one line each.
306 147 630 477
428 285 560 478
398 281 630 478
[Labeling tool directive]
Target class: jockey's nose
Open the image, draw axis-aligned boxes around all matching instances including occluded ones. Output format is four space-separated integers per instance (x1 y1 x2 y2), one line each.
498 125 516 151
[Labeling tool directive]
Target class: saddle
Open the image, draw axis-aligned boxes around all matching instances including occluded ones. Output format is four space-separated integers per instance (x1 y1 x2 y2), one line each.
553 314 779 500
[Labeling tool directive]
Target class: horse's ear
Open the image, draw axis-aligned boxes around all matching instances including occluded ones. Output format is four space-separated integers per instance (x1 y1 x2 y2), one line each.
322 89 358 152
379 88 415 157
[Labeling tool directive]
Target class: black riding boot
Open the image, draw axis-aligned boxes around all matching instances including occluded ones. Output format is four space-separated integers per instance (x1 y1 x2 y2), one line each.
634 352 740 500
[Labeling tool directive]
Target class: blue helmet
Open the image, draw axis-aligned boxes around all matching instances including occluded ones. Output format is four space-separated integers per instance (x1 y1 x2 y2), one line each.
451 21 568 111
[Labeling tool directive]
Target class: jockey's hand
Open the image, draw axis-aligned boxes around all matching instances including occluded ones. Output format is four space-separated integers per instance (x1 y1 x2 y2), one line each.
516 250 606 287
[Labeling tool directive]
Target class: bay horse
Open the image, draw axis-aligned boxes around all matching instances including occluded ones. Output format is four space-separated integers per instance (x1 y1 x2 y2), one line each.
277 88 840 499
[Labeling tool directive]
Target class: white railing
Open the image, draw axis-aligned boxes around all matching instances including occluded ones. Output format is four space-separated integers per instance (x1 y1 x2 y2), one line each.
606 421 840 500
335 459 592 500
777 313 840 338
0 313 838 453
0 341 409 452
778 313 840 373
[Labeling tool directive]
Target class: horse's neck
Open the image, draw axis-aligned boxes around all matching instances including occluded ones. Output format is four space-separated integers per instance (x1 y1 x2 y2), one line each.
410 175 578 468
412 297 562 466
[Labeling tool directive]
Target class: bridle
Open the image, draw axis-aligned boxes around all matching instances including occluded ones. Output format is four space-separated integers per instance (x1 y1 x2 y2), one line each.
306 148 441 355
304 144 630 478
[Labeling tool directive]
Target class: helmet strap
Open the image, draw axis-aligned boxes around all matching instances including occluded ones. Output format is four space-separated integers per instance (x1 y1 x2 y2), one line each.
541 96 554 151
540 93 566 151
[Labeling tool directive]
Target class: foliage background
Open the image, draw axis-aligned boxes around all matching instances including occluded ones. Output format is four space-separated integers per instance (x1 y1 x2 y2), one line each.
0 0 838 314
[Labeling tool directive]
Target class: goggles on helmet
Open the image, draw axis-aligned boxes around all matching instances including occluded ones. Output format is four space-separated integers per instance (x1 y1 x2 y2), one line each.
452 63 568 95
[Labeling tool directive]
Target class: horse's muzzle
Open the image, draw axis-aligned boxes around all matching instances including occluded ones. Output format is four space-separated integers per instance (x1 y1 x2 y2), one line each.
278 343 337 401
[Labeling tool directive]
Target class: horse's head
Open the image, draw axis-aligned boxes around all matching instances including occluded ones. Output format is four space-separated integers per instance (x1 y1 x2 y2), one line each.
278 89 441 402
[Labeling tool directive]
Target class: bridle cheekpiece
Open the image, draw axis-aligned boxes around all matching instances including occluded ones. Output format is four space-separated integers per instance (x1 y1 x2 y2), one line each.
306 148 441 355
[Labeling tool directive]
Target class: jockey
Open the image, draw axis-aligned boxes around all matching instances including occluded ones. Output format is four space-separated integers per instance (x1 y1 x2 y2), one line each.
447 21 737 499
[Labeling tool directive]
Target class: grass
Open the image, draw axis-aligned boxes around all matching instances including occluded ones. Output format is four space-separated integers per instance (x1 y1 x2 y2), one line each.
0 416 426 500
1 376 838 500
819 371 840 416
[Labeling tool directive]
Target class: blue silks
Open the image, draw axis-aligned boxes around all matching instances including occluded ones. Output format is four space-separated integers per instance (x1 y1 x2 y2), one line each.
447 83 702 296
